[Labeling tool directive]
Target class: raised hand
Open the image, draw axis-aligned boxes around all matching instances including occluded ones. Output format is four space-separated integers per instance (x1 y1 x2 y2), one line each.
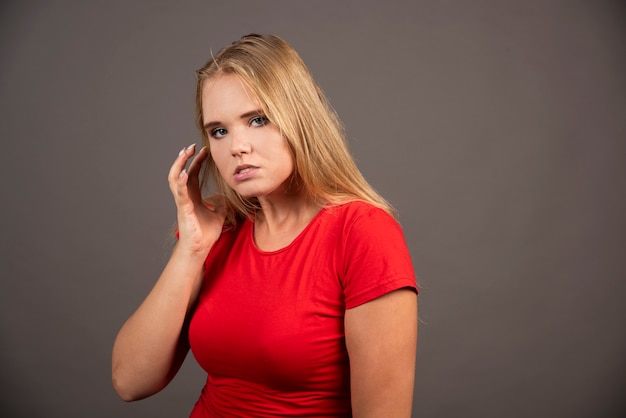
168 144 226 256
113 144 224 401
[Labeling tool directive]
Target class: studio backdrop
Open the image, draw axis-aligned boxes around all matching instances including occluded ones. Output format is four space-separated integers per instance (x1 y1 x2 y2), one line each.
0 1 624 417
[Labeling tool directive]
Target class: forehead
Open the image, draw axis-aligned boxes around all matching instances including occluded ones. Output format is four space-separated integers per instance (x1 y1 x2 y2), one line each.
201 74 261 120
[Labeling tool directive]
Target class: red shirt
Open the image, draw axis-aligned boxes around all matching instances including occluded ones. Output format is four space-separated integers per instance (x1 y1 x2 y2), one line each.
188 201 416 417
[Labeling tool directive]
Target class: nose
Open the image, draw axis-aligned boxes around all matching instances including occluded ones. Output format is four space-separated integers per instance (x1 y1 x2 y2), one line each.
230 128 252 156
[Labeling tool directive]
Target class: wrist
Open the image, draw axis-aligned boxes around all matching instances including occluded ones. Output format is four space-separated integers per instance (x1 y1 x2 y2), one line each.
172 241 212 264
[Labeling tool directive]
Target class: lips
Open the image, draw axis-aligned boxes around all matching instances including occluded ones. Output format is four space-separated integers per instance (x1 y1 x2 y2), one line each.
234 164 257 175
233 164 259 181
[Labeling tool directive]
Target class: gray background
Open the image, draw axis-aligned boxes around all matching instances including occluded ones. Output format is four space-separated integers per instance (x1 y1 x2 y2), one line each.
1 0 625 417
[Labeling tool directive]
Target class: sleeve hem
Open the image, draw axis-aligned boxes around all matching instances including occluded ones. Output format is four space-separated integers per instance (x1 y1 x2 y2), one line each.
345 276 417 310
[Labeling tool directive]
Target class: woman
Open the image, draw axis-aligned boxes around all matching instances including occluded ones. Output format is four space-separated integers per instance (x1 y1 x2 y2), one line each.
112 34 418 417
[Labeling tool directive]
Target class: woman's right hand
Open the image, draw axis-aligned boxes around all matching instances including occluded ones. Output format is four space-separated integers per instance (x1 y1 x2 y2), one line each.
168 144 226 256
113 143 223 401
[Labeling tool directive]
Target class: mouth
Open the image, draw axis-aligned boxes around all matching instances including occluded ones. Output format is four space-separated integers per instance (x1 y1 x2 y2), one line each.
234 164 258 175
233 164 259 181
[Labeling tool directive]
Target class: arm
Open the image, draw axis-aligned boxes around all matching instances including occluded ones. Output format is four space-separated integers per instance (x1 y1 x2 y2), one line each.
112 144 225 401
345 288 418 417
111 246 205 401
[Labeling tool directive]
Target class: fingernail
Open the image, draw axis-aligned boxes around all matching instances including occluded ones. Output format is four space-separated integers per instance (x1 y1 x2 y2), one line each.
186 143 196 150
178 147 186 157
179 168 187 179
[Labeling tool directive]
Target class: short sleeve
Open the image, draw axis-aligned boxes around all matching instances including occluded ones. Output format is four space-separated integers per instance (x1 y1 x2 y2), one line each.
341 205 417 309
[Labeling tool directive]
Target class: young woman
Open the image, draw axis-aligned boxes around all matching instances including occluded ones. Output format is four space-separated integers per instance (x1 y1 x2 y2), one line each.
112 34 418 417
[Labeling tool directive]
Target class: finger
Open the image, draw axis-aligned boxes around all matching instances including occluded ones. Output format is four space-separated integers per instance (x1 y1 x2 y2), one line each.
187 146 208 176
167 143 196 189
168 146 198 210
186 146 208 192
184 147 209 205
168 144 197 204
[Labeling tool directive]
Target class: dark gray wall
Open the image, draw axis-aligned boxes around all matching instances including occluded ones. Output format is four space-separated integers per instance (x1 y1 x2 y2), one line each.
1 1 624 417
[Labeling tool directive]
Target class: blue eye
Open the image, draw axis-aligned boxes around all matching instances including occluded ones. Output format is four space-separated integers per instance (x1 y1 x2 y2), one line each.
210 128 227 139
250 116 268 127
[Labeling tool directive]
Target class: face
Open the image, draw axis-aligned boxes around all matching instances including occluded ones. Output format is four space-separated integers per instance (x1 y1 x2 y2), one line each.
202 74 295 200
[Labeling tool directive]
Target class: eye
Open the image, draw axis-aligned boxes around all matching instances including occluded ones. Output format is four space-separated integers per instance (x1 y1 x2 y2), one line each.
250 116 268 127
210 127 228 139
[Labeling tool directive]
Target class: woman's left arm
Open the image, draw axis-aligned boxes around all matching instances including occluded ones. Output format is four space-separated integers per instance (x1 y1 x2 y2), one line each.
345 288 418 418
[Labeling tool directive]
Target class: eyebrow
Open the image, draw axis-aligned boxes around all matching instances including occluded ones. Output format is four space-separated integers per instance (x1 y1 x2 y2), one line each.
203 109 264 131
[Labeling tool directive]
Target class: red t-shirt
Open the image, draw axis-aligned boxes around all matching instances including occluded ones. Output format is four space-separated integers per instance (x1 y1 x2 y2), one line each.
188 201 416 417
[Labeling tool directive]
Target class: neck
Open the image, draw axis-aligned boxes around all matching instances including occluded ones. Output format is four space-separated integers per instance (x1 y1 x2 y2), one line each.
253 190 323 252
256 190 321 233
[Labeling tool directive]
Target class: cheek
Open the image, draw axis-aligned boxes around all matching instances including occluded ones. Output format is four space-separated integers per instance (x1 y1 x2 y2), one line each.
209 141 226 162
281 144 295 173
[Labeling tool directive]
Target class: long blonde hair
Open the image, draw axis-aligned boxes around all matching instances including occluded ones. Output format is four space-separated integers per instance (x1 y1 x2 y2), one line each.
195 34 394 225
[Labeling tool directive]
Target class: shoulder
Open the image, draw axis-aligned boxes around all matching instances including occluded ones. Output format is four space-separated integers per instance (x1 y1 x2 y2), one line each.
321 201 403 243
319 200 409 261
332 202 416 307
323 200 399 230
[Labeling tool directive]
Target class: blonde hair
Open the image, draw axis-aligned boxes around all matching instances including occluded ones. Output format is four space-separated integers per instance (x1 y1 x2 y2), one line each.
195 34 395 226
